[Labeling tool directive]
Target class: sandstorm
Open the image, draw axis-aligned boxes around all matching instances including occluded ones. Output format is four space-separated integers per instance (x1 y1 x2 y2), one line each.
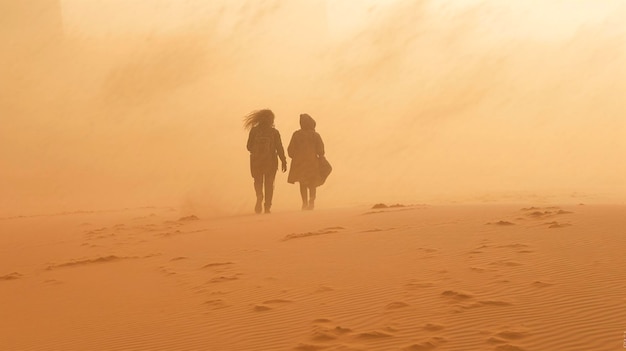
1 0 624 217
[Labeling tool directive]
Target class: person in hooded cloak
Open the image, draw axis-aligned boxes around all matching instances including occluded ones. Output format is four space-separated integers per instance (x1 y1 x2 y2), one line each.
287 114 326 210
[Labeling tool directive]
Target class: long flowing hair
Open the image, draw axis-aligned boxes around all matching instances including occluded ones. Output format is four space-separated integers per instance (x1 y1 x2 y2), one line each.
243 109 275 130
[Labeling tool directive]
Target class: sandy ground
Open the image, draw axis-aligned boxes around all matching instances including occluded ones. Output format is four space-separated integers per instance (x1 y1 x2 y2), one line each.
1 203 625 351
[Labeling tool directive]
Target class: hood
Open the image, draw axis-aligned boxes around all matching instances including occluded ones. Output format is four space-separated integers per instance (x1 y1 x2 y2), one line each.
299 113 316 130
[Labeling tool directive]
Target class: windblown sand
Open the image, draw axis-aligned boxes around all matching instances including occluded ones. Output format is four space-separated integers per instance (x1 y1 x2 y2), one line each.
1 204 625 350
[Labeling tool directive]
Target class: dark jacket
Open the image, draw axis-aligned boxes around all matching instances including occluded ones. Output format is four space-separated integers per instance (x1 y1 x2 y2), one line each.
247 125 286 177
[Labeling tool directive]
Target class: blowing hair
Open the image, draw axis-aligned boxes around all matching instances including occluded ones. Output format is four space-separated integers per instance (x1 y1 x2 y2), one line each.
243 109 275 130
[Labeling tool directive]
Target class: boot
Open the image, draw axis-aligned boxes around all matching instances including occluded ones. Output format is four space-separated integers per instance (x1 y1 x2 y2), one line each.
300 183 308 211
308 187 316 210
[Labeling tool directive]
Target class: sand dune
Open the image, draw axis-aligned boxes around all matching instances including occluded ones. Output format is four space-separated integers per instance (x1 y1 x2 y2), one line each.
1 204 625 350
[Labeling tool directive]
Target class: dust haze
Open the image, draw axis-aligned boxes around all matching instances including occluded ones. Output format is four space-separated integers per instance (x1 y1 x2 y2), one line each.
2 0 625 217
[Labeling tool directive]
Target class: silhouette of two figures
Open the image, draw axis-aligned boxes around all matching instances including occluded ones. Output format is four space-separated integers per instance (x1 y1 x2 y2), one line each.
245 110 330 213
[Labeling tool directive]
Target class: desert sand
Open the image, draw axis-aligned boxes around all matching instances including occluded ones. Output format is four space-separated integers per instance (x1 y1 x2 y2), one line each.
2 203 625 351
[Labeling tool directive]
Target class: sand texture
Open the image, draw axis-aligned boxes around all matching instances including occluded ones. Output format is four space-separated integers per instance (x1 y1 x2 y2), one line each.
1 204 625 350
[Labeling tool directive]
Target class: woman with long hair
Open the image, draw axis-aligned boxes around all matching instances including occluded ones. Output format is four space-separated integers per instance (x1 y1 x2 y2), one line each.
244 109 287 214
287 113 326 210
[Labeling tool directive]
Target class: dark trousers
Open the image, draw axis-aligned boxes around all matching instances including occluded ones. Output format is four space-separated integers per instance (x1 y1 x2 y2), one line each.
254 167 277 209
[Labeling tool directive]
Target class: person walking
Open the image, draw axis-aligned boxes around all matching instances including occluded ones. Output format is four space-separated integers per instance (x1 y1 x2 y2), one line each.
287 113 327 210
244 109 287 214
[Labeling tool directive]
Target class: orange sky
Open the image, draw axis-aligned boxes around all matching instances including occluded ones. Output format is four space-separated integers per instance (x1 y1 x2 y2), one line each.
1 0 625 217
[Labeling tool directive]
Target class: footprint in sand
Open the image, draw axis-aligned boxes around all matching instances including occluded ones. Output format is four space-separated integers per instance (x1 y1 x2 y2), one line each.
441 290 474 301
209 275 239 283
516 250 534 254
442 290 513 311
178 215 200 222
202 262 234 269
522 206 573 222
487 328 529 351
489 260 523 267
497 243 530 249
367 203 422 214
386 301 410 310
471 244 491 254
362 228 383 233
456 299 513 311
46 255 145 270
283 227 344 241
157 266 177 276
203 299 229 309
253 299 293 312
264 299 293 304
202 261 236 276
311 320 352 334
0 272 22 281
253 304 272 312
361 228 396 233
470 266 493 273
310 325 352 342
545 221 572 228
305 319 396 347
526 210 554 219
402 337 447 350
157 230 182 237
309 330 337 342
486 221 516 226
531 280 554 288
300 319 398 349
